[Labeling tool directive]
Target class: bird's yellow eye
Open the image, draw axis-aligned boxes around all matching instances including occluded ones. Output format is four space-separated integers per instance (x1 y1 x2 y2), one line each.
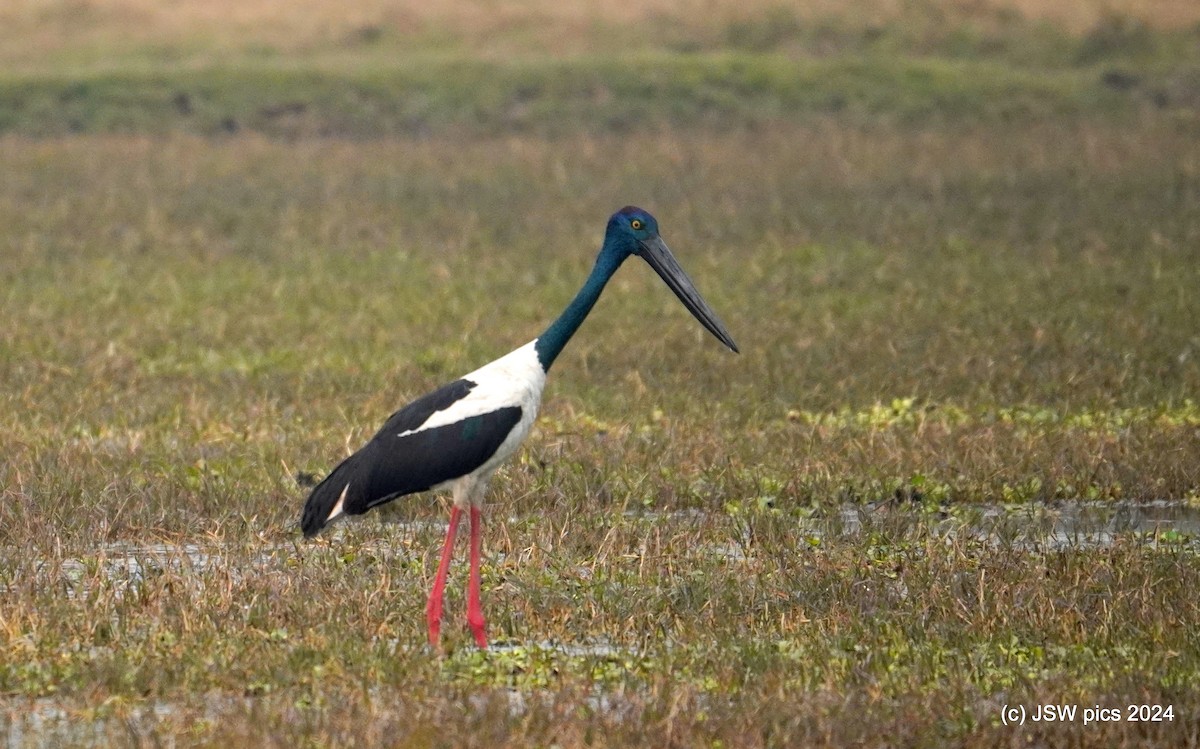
630 219 643 230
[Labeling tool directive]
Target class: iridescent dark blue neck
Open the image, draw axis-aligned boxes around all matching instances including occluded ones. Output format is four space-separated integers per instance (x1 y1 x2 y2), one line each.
534 247 626 372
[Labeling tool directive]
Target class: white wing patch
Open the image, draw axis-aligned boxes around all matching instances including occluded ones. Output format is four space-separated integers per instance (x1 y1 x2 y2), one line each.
326 482 351 523
396 340 547 438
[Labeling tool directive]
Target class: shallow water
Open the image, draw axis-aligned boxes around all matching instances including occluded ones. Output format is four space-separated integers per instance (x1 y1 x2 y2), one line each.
3 695 242 749
862 499 1200 550
9 500 1196 600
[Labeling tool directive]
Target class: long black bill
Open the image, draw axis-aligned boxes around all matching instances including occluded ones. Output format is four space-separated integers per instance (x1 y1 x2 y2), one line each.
638 236 739 353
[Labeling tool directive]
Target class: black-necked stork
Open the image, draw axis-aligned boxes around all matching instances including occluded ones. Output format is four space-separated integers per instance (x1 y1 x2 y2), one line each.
300 206 738 649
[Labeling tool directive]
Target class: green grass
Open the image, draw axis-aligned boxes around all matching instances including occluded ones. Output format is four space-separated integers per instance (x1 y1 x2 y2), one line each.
3 2 1200 746
2 122 1199 746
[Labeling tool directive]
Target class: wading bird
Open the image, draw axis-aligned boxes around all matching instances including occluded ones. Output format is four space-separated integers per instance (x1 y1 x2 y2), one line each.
300 206 738 649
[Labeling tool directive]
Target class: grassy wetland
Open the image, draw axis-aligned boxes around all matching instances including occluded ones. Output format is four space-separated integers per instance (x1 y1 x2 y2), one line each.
3 0 1200 746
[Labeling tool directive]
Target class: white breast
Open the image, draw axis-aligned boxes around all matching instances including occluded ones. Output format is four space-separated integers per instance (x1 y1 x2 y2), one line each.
424 339 548 494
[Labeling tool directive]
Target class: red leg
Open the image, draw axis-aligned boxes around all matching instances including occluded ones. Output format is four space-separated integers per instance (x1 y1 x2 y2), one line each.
466 506 488 649
426 506 462 649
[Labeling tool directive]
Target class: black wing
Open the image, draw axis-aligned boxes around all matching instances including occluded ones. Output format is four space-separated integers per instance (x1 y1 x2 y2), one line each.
300 378 523 537
379 378 476 434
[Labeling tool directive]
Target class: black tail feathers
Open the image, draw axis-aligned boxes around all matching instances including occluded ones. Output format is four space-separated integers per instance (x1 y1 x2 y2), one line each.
300 455 362 537
299 420 449 537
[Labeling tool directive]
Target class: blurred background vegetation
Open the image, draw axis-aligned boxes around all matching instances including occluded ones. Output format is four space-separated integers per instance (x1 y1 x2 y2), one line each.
1 0 1199 135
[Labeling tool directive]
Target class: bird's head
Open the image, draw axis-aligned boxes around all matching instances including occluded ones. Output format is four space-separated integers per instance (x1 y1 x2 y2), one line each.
603 206 739 354
604 205 661 253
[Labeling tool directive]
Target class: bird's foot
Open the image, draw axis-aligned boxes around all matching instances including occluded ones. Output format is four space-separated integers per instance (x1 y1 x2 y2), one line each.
426 603 443 650
467 610 488 650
